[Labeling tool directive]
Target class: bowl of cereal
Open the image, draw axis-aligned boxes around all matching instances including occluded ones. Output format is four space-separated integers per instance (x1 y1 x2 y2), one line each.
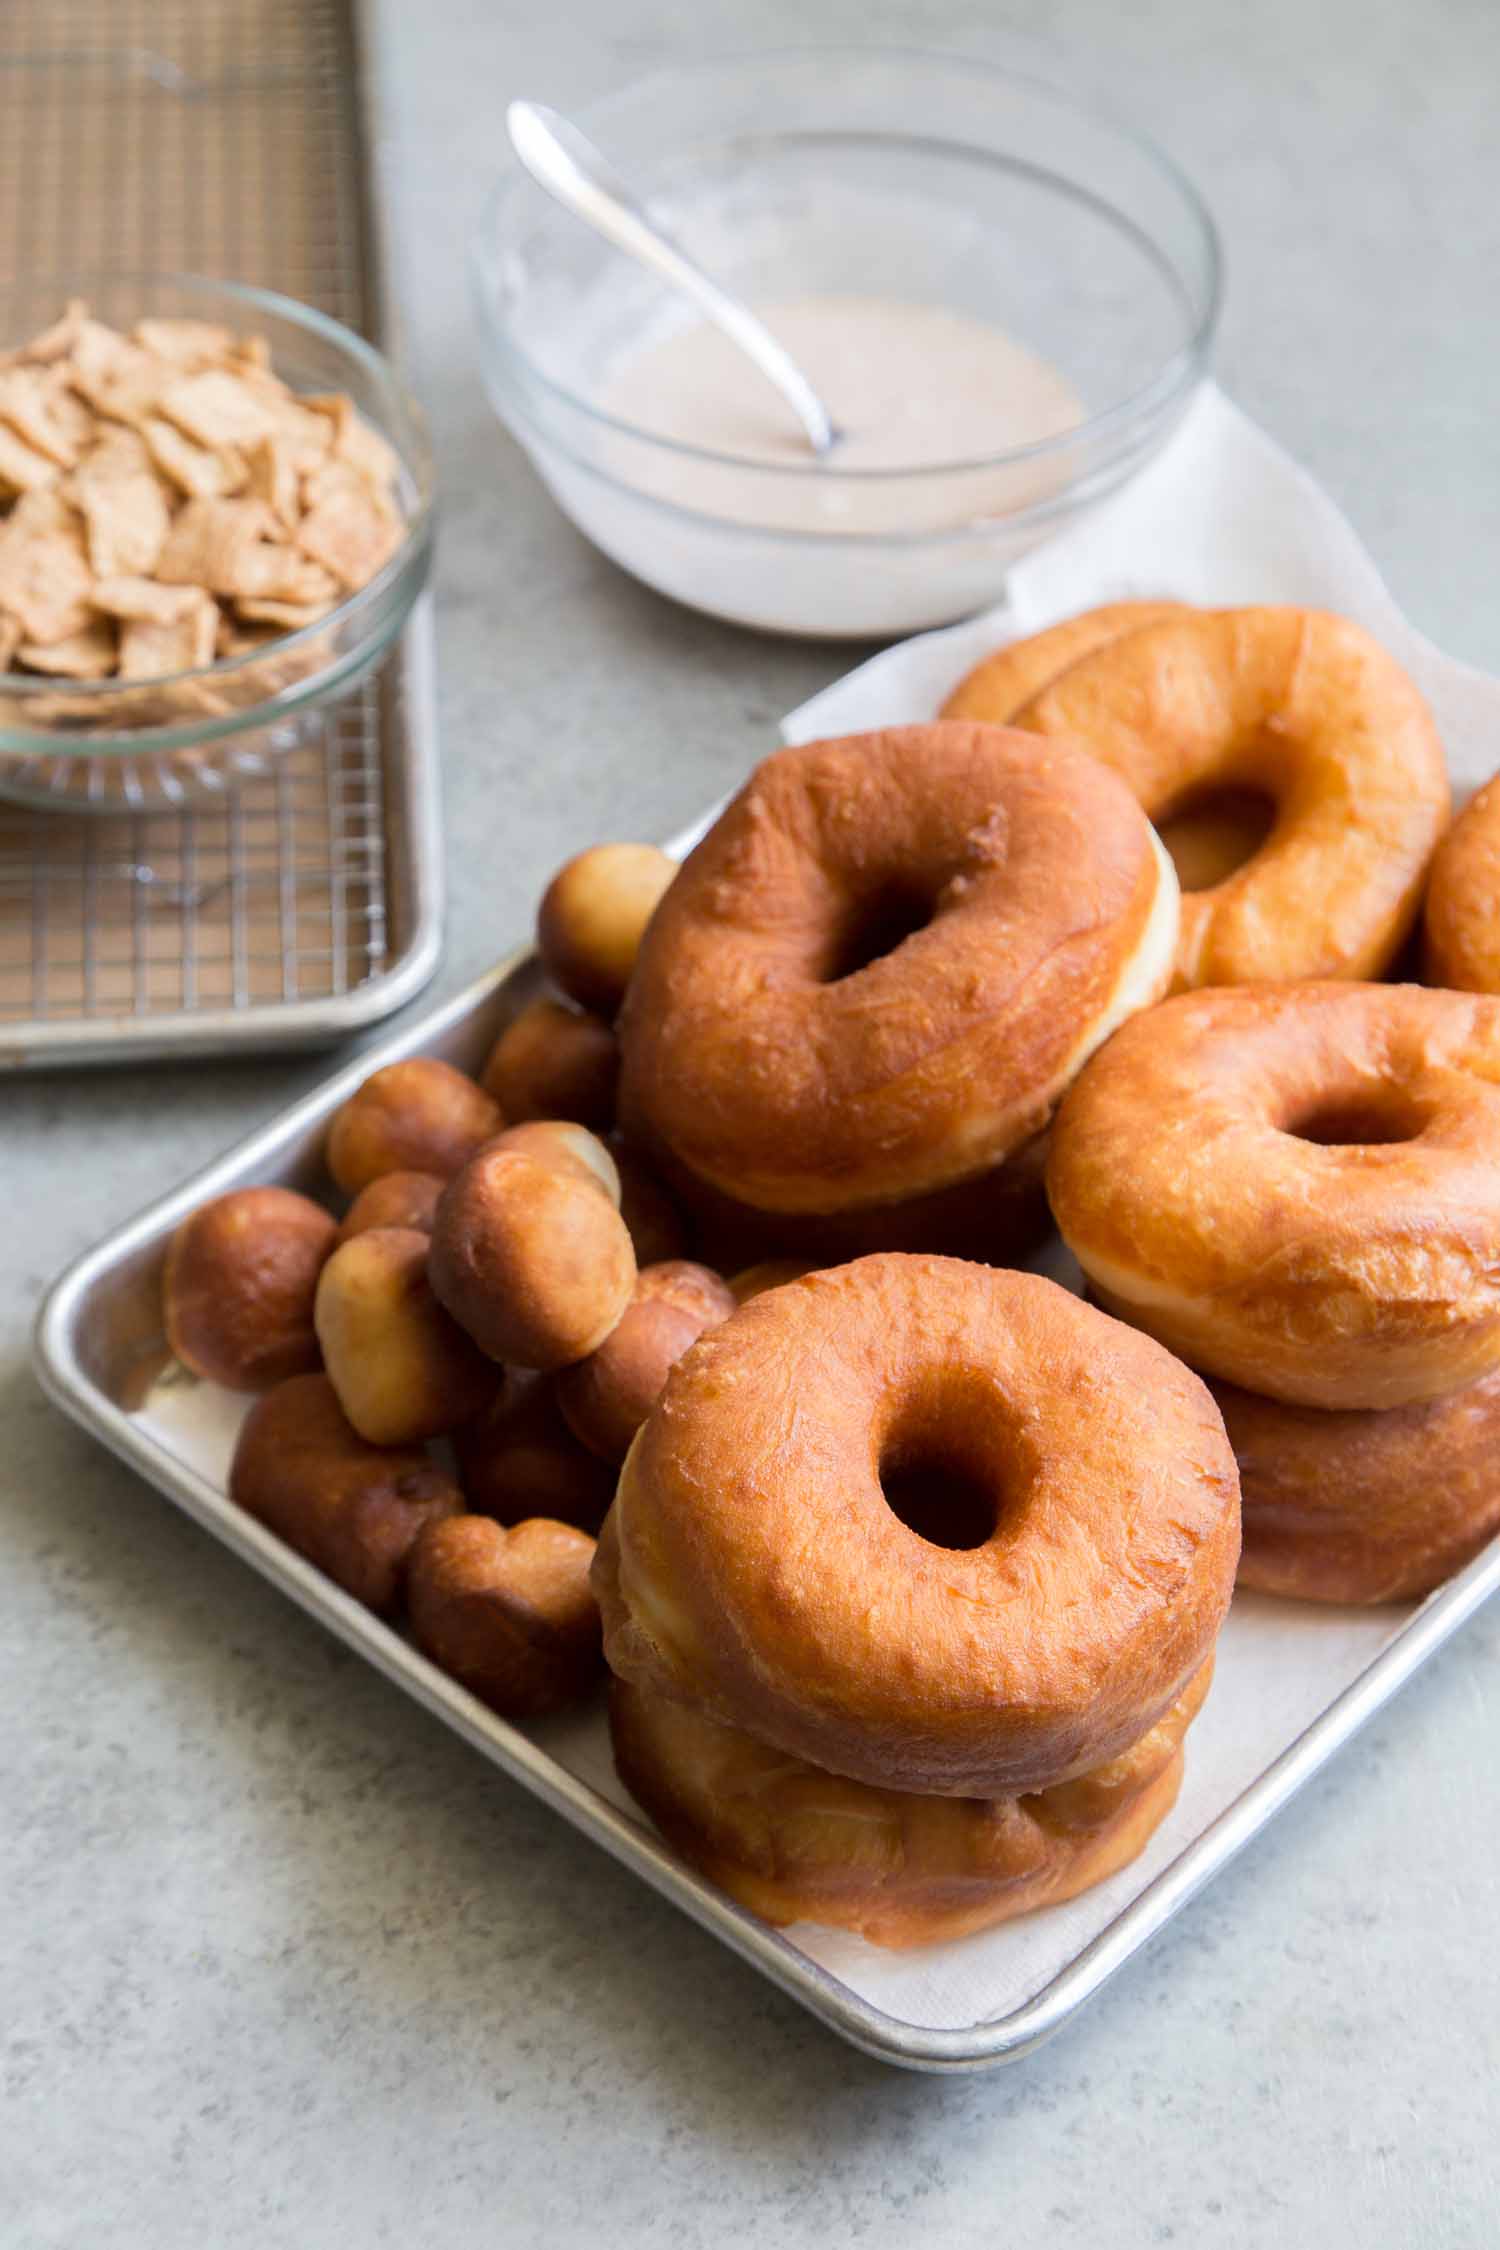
0 276 433 811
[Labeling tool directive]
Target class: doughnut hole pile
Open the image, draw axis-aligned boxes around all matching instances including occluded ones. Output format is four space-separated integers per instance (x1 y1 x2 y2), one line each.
161 936 728 1719
1048 981 1500 1603
555 1261 737 1463
594 1258 1240 1946
165 978 721 1721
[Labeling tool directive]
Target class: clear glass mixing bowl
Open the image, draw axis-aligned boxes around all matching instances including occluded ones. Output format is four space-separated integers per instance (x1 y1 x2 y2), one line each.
472 48 1220 638
0 276 433 812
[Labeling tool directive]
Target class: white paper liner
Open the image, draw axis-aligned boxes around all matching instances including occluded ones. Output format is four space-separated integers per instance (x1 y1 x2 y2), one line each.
137 385 1497 2034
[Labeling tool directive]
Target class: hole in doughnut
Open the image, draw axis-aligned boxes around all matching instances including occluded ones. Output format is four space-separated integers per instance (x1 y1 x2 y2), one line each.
1157 786 1276 893
881 1440 998 1548
821 882 936 983
1286 1094 1426 1147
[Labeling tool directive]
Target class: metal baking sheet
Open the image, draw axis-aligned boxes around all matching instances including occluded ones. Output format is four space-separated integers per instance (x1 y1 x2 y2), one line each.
33 940 1500 2070
0 0 443 1069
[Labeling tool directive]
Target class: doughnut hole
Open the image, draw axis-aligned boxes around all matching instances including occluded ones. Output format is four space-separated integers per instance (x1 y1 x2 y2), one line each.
325 1059 501 1194
164 1187 336 1391
407 1515 603 1718
1283 1088 1430 1148
336 1170 445 1244
481 997 619 1131
878 1455 997 1552
556 1261 737 1463
612 1144 690 1265
490 1120 621 1204
429 1143 637 1369
875 1371 1027 1553
314 1228 495 1446
538 843 677 1017
454 1371 616 1534
229 1372 461 1614
1156 785 1277 893
820 879 937 984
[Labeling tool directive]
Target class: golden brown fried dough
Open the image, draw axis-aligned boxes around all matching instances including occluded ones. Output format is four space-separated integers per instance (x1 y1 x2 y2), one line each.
1047 982 1500 1410
407 1514 603 1718
488 1120 620 1203
611 1662 1211 1948
939 602 1193 725
163 1186 336 1392
480 996 619 1131
537 842 676 1017
335 1169 445 1243
453 1371 617 1535
1424 775 1500 993
228 1372 460 1612
314 1227 494 1446
618 726 1175 1216
1213 1366 1500 1604
659 1134 1053 1272
430 1142 636 1370
325 1058 501 1194
728 1259 816 1305
612 1143 690 1265
595 1256 1239 1798
1014 608 1449 993
556 1261 737 1464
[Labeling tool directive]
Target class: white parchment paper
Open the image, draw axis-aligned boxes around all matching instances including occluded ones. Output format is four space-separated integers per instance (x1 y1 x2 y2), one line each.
136 387 1499 2035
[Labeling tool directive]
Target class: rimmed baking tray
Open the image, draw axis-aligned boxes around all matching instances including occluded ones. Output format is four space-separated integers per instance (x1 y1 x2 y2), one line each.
0 0 443 1069
34 936 1500 2071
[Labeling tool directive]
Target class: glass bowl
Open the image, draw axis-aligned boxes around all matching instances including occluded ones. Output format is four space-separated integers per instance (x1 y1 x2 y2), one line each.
0 276 433 813
472 48 1219 639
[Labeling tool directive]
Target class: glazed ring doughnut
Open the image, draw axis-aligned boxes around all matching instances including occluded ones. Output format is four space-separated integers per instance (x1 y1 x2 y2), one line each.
619 724 1177 1217
1048 982 1500 1411
1424 775 1500 992
939 599 1191 725
592 1255 1240 1798
610 1662 1212 1949
1014 607 1449 991
1212 1368 1500 1605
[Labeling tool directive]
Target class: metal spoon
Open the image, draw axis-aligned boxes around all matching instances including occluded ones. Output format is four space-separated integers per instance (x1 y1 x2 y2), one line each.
506 99 841 459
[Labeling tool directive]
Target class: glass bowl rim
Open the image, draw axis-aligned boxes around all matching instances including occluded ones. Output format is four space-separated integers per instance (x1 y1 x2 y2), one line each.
0 272 434 732
471 41 1222 486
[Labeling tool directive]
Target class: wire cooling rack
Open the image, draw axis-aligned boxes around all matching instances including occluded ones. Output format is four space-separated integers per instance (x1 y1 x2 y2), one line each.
0 0 442 1068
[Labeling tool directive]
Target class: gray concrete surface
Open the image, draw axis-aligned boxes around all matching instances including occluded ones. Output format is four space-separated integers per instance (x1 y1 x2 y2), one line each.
6 1 1500 2242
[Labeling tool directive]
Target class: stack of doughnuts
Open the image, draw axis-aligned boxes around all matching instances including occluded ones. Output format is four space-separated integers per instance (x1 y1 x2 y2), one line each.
1047 981 1500 1603
947 600 1500 1605
568 718 1255 1942
594 1254 1239 1946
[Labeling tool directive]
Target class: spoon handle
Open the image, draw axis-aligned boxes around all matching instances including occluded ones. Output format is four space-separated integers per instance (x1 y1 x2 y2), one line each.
507 101 838 458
